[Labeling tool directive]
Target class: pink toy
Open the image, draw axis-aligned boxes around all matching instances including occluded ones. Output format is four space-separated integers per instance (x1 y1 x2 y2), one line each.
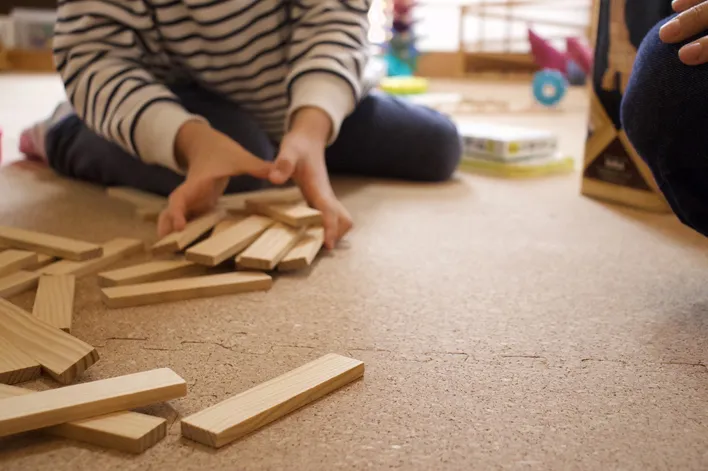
566 37 594 75
528 28 568 74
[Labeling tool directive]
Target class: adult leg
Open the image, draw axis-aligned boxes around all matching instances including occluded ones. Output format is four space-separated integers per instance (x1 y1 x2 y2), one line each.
326 91 462 182
621 16 708 237
44 84 276 196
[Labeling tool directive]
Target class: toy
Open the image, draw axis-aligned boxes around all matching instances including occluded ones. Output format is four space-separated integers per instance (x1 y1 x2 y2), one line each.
385 0 420 76
533 69 568 107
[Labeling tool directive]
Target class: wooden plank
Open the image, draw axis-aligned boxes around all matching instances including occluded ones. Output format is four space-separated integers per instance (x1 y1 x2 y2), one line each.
40 238 144 278
0 336 41 385
0 384 166 453
0 270 40 298
101 272 273 308
246 201 322 228
32 275 76 333
135 206 162 221
186 215 274 266
236 223 306 271
181 353 364 448
218 187 303 212
0 250 39 277
0 368 186 438
0 298 98 384
211 217 244 236
151 211 226 255
278 227 325 271
106 187 167 208
98 259 207 287
28 253 57 270
0 226 102 261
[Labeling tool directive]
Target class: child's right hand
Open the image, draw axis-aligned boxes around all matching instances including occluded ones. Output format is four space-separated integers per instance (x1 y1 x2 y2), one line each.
660 0 708 65
158 121 273 236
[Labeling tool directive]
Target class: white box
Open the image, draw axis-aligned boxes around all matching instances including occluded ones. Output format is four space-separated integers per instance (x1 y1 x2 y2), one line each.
457 122 558 161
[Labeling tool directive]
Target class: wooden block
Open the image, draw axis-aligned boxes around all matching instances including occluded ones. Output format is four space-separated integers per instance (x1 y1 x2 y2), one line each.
186 216 274 266
247 201 322 228
98 259 207 287
0 384 166 453
0 336 41 385
0 226 102 262
152 211 226 255
236 223 306 271
278 227 325 271
28 253 57 270
181 353 364 448
0 298 98 384
0 250 39 277
101 272 273 308
106 187 167 208
32 275 75 333
0 270 40 297
135 206 162 221
40 238 144 278
218 187 303 212
211 217 245 236
0 368 186 438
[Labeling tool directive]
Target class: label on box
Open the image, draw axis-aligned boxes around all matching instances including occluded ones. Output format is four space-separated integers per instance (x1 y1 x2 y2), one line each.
583 138 650 191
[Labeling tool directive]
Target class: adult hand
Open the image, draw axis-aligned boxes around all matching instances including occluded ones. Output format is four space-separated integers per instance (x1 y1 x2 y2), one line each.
660 0 708 65
158 120 273 236
269 107 352 249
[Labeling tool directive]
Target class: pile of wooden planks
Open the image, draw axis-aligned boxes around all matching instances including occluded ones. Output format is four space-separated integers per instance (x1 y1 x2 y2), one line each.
100 186 326 308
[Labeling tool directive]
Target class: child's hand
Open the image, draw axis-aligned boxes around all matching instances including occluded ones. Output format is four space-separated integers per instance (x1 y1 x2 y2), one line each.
158 121 273 236
660 0 708 64
269 107 352 249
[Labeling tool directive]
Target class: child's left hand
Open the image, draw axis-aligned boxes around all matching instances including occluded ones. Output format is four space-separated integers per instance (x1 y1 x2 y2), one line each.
660 0 708 65
269 107 353 249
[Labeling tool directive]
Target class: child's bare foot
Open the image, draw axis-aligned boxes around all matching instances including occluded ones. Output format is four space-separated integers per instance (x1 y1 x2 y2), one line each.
18 102 73 163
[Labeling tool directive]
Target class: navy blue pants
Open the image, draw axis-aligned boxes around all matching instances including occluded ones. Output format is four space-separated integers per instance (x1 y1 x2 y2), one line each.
46 85 462 196
622 15 708 237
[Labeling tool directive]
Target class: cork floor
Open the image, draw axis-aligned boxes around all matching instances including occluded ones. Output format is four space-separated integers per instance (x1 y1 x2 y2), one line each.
1 74 708 470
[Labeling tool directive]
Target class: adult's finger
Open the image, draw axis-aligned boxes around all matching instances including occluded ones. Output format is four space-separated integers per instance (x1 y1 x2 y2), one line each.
660 3 708 43
679 35 708 64
673 0 708 13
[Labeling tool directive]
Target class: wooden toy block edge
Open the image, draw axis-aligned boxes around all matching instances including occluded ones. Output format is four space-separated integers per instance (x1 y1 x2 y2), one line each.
236 224 307 271
0 226 103 261
32 274 76 333
98 259 207 287
181 353 364 448
0 336 42 385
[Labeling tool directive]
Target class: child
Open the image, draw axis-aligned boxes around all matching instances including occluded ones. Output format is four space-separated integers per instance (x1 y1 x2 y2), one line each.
622 0 708 237
20 0 462 249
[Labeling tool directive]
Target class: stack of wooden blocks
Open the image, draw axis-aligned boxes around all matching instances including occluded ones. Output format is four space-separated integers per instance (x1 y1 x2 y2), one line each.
0 186 363 454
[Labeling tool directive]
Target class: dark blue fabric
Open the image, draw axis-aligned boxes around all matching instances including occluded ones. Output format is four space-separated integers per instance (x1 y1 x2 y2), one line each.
621 15 708 237
46 86 461 197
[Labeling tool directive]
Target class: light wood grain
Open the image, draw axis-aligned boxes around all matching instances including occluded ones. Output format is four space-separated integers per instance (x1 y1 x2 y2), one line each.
218 187 303 212
0 250 39 277
236 223 306 271
28 253 57 270
211 217 245 235
40 238 144 277
0 226 103 261
247 201 322 228
278 227 325 271
152 211 226 255
101 272 273 308
0 270 40 297
98 259 207 287
32 275 75 333
0 298 98 384
0 384 167 453
181 353 364 448
0 368 186 438
186 215 274 266
135 206 162 221
0 336 41 384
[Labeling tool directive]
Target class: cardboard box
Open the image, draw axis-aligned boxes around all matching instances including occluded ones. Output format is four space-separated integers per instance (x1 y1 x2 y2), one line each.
581 0 670 212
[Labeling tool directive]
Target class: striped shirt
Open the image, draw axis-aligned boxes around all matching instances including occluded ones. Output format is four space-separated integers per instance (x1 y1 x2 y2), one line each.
53 0 371 172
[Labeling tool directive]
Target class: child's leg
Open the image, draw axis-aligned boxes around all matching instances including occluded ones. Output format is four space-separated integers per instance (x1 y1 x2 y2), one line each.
326 91 462 182
621 16 708 237
28 84 276 196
